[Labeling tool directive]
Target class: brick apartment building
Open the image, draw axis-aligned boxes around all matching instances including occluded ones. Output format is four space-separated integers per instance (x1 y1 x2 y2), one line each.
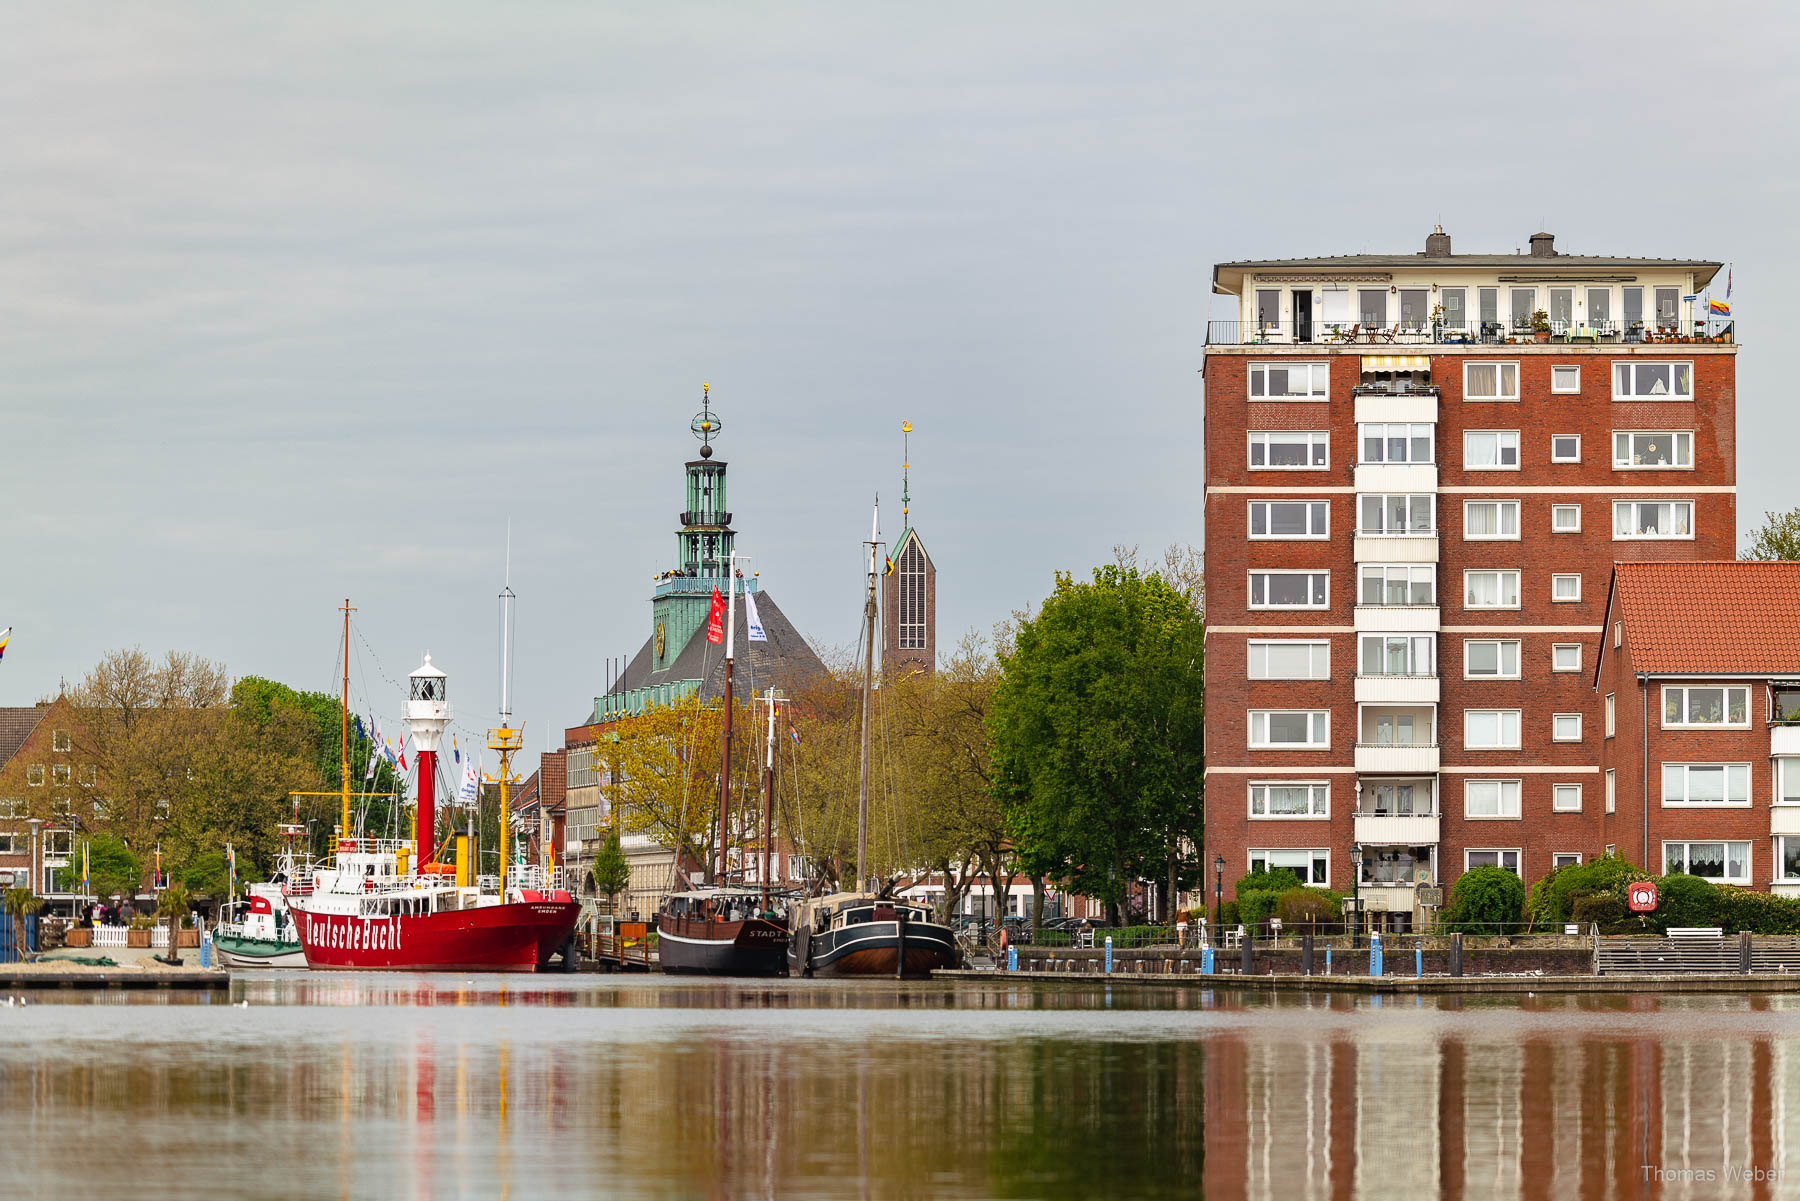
1597 562 1800 892
1202 226 1735 928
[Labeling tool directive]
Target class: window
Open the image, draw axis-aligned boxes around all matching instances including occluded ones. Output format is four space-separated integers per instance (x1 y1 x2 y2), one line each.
26 765 43 787
1552 644 1582 672
1606 770 1617 813
1663 841 1750 884
1588 288 1611 329
1359 288 1388 328
1552 713 1583 742
1613 500 1692 539
1360 780 1433 816
1463 500 1520 540
1465 711 1522 750
1247 641 1330 680
51 730 71 752
1441 287 1467 330
1248 848 1330 887
1248 500 1329 539
1464 362 1519 400
1551 505 1582 533
1399 288 1429 331
1780 759 1800 806
1249 362 1329 399
1464 570 1521 609
1464 639 1521 679
1360 423 1434 464
0 834 13 855
51 765 70 786
1510 288 1536 329
1551 365 1581 394
1614 360 1693 400
1549 288 1573 327
896 539 927 649
1249 571 1329 609
1249 782 1329 818
1551 435 1581 463
1359 634 1435 676
1614 622 1623 648
78 764 96 788
1256 289 1281 331
1553 853 1584 870
1654 288 1681 330
1249 710 1330 749
1605 694 1616 737
1360 564 1435 605
1464 430 1520 469
1359 493 1434 534
1479 287 1499 326
1662 763 1751 806
1623 287 1644 328
1552 785 1583 813
1613 431 1692 468
1362 710 1431 747
1249 431 1329 469
1467 848 1522 874
1662 685 1750 728
1780 837 1800 882
0 798 20 818
1551 574 1581 602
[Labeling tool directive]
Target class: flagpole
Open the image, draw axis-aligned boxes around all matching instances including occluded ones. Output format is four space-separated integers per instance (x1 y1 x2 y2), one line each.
718 550 738 885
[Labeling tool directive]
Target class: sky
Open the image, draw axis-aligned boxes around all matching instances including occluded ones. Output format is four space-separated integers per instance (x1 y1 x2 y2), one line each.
2 3 1792 769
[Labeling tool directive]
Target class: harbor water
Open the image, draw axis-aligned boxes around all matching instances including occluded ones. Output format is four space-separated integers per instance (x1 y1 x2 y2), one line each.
3 975 1800 1199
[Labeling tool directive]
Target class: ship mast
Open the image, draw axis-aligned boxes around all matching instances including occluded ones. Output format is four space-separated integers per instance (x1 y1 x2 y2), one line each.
758 686 781 912
858 500 880 892
488 559 522 897
717 550 738 885
340 598 354 851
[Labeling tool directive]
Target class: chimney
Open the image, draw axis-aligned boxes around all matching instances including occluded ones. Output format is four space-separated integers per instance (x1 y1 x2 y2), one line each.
1424 224 1452 257
1528 231 1556 258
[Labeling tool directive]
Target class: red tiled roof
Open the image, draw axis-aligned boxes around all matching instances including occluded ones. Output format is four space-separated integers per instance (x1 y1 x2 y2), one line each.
0 707 47 767
1613 561 1800 674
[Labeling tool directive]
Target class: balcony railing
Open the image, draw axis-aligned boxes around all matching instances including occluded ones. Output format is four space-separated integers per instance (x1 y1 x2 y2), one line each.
1209 318 1734 347
1354 805 1440 818
652 575 759 596
1352 382 1441 396
1356 527 1437 537
1353 673 1438 682
680 510 731 527
1354 741 1439 752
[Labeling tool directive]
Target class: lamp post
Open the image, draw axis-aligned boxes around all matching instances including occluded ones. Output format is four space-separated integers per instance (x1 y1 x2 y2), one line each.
1350 842 1362 949
1213 853 1225 939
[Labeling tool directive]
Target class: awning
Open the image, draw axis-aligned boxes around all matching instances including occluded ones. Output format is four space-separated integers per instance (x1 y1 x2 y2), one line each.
1362 355 1431 371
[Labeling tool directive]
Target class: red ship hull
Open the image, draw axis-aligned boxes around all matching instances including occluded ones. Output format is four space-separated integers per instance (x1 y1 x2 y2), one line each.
291 899 580 972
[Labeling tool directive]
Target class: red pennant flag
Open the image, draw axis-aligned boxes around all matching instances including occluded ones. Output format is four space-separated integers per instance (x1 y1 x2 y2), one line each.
705 587 725 644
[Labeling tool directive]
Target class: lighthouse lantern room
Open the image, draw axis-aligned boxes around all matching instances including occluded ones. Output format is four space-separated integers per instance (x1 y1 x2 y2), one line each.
407 654 451 868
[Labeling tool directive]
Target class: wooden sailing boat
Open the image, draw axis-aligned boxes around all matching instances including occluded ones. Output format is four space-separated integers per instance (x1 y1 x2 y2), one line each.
787 500 957 978
656 553 790 975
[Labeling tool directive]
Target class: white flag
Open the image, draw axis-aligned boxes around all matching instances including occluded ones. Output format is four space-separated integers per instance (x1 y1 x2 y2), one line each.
743 590 768 642
458 752 480 808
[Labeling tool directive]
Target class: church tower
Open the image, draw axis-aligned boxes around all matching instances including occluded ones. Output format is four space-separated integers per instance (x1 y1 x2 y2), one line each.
881 421 936 674
651 384 737 673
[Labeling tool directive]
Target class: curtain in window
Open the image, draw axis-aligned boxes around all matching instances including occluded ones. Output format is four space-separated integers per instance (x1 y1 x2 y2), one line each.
1467 364 1498 396
1467 504 1497 536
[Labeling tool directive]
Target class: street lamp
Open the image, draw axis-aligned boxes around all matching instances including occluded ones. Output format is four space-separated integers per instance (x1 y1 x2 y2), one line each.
1213 853 1225 938
1350 841 1362 949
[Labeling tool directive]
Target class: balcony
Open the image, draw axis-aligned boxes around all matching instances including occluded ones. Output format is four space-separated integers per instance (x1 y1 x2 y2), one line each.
1354 532 1438 564
1354 742 1440 774
1355 674 1440 705
1206 318 1734 347
1353 811 1441 846
1773 806 1800 837
680 510 732 527
1354 389 1440 425
1353 463 1437 494
652 575 758 599
1354 605 1440 634
1773 726 1800 757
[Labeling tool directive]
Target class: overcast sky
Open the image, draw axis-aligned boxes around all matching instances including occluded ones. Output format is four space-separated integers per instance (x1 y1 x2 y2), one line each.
2 4 1790 766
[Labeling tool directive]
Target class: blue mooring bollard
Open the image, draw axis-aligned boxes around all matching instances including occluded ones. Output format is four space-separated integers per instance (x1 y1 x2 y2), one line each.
1370 933 1384 978
1201 946 1214 974
1325 948 1332 975
200 931 212 970
1104 936 1114 974
1415 945 1423 977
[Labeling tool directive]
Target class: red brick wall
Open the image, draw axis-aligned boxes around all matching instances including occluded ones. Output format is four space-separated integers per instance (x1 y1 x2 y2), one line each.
1204 347 1738 897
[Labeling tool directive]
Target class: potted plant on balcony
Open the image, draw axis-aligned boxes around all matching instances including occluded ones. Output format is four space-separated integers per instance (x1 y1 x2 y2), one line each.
1531 309 1551 343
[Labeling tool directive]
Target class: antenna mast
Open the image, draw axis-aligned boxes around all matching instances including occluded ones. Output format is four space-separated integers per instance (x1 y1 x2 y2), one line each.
858 498 881 891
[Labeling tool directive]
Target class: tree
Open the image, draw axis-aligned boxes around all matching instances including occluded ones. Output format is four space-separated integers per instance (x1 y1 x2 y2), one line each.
591 830 631 915
1743 508 1800 561
1438 866 1525 934
56 834 141 902
608 698 759 883
157 883 193 963
4 886 42 961
989 565 1205 925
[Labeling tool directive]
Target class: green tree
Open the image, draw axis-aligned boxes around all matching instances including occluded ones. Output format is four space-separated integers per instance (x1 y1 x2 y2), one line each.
56 834 142 901
591 829 631 915
989 565 1204 924
1743 507 1800 561
1438 866 1526 934
4 886 43 960
157 883 193 963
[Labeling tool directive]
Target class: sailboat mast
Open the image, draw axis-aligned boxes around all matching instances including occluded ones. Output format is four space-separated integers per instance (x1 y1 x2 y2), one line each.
761 687 777 912
340 598 353 850
858 501 879 891
718 550 738 884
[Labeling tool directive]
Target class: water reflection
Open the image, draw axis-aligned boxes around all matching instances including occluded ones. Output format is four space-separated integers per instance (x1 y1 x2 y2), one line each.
2 979 1799 1198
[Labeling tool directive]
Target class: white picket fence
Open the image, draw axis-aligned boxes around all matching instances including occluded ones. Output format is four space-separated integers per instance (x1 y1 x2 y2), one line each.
90 926 168 948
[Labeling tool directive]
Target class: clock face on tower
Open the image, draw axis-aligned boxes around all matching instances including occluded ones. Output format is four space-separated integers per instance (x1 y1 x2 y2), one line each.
655 622 667 661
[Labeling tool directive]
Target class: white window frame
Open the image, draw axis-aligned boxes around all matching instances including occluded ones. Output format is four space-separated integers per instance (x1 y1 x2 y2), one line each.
1613 500 1693 541
1359 563 1436 607
1248 361 1330 399
1248 431 1329 471
1358 493 1436 535
51 730 71 753
1249 710 1331 750
1613 431 1694 470
1552 852 1584 869
1246 848 1331 887
1778 759 1800 807
1661 762 1752 807
1661 840 1751 885
26 765 43 787
1606 770 1617 813
1551 504 1582 533
1661 685 1751 730
51 765 70 786
1463 361 1521 401
1462 500 1521 541
1613 621 1623 648
1552 713 1583 742
1248 781 1330 819
1247 499 1330 540
1552 784 1583 813
1463 639 1522 680
1466 848 1522 874
1464 710 1522 751
1358 423 1435 465
1550 434 1581 463
1248 570 1330 611
1551 573 1582 602
1779 836 1800 882
1605 694 1616 737
1550 365 1581 395
1358 633 1436 678
1463 569 1521 611
1246 640 1330 681
1463 430 1521 470
1614 361 1695 401
1551 644 1582 673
